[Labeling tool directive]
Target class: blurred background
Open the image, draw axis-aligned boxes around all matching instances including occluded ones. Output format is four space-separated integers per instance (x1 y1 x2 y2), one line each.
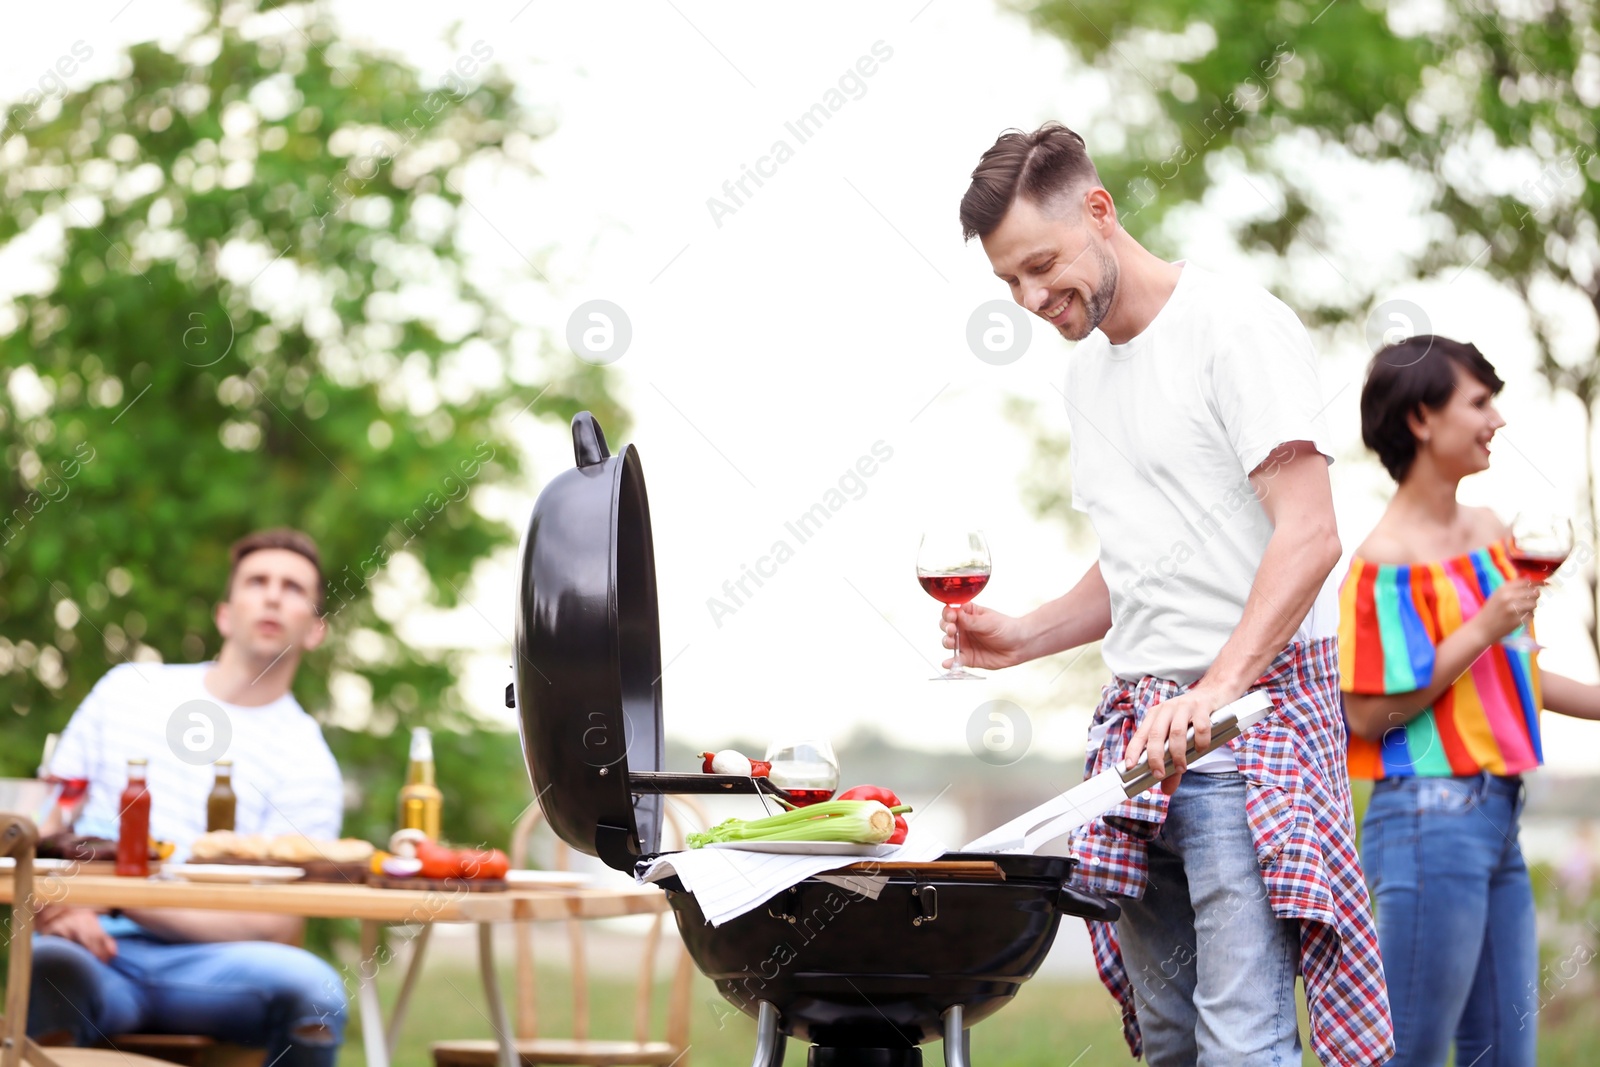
5 0 1600 1061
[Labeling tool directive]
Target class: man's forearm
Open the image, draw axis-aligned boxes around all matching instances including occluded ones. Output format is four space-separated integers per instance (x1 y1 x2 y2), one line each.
1199 522 1340 698
120 907 303 944
1017 562 1114 663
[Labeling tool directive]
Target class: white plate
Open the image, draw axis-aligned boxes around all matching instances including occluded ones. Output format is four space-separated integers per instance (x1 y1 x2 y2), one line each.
0 857 79 871
703 841 898 857
166 864 306 884
504 869 593 888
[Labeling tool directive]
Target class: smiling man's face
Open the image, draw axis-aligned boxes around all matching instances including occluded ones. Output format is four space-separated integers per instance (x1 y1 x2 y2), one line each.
980 192 1120 342
216 547 326 662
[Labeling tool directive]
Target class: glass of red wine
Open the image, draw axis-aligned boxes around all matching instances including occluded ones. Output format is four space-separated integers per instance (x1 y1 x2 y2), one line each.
764 738 840 807
1502 512 1573 652
918 529 992 681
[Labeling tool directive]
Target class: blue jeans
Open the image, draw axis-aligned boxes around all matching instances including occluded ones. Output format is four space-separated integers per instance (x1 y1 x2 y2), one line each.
1115 771 1303 1066
1361 772 1537 1067
28 926 347 1065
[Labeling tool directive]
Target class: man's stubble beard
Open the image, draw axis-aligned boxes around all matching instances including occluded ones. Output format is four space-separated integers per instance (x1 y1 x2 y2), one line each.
1065 241 1120 341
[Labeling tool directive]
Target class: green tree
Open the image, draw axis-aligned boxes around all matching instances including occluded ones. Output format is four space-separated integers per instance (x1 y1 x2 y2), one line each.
0 0 623 846
1011 0 1600 658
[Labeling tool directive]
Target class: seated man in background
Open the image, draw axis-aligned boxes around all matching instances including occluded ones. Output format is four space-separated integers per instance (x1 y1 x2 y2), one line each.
29 528 348 1065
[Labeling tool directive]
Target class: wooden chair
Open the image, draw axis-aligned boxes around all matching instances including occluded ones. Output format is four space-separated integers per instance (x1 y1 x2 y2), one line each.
92 1035 265 1067
0 812 170 1067
431 798 704 1067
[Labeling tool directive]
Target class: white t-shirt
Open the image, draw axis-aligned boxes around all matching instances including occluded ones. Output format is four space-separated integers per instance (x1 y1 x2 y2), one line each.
1065 261 1338 770
51 662 344 859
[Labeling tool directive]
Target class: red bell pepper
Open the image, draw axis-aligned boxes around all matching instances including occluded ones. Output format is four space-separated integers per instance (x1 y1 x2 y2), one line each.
838 785 907 844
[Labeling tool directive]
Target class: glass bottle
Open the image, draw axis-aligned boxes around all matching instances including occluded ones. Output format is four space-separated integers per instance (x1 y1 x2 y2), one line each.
206 759 236 832
115 758 151 877
397 727 443 841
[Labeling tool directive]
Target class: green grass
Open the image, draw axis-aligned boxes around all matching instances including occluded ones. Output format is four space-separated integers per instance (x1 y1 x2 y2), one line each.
343 959 1134 1067
342 953 1600 1067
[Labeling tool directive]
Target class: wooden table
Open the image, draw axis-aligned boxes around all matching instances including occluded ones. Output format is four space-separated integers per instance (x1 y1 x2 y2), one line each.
0 862 670 1067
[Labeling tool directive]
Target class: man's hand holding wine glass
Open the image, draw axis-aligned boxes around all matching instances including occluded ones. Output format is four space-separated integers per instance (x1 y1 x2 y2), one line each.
939 603 1028 671
917 529 993 680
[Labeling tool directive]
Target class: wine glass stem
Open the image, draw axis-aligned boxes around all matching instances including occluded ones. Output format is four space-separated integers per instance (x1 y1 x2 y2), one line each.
952 607 962 672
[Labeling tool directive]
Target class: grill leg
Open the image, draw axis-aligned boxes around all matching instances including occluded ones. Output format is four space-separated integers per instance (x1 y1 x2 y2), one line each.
941 1006 970 1067
751 1001 785 1067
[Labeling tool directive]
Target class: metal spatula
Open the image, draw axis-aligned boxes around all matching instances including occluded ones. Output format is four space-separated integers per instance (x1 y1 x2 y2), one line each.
962 690 1275 854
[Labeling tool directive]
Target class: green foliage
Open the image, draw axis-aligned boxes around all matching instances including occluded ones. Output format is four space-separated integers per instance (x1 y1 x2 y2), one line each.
0 1 622 849
1002 395 1087 542
1012 0 1600 646
1017 0 1597 330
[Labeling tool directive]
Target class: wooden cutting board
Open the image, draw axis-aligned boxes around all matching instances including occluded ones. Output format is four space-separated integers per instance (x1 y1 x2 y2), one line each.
367 874 509 892
204 856 371 883
826 861 1007 881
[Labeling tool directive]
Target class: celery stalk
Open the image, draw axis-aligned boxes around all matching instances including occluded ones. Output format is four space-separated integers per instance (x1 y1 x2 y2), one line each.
687 799 909 848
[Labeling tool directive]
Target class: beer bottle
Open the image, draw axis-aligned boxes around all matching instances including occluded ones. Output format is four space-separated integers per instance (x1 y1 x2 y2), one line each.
116 758 151 877
207 759 236 832
397 727 443 841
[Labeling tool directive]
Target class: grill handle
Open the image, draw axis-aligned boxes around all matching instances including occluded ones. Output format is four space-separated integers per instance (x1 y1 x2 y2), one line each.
1056 882 1120 923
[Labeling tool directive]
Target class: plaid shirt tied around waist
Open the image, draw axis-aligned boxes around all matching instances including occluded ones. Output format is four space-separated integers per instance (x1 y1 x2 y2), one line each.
1067 637 1394 1066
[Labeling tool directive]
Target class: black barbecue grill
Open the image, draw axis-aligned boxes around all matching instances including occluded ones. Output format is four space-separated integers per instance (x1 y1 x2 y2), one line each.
511 412 1120 1067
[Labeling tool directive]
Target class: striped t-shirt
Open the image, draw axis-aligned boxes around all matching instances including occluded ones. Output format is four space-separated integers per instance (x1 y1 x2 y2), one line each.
1338 542 1543 779
51 662 344 859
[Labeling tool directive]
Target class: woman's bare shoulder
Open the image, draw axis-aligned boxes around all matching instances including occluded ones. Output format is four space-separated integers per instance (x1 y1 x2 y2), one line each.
1469 506 1512 542
1351 527 1415 565
1352 510 1418 564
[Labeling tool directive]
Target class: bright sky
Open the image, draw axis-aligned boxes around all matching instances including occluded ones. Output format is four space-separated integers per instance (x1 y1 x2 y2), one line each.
8 1 1600 772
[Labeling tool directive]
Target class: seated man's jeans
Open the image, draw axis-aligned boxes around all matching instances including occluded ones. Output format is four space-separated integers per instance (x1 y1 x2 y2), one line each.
28 924 346 1067
1361 772 1537 1067
1114 770 1303 1067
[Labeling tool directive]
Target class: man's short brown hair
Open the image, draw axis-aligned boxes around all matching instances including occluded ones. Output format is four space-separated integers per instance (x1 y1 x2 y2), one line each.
225 528 326 615
959 121 1103 242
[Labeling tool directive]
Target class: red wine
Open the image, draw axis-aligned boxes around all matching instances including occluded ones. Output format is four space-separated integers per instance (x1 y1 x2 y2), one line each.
918 571 990 606
780 788 836 807
1509 551 1567 585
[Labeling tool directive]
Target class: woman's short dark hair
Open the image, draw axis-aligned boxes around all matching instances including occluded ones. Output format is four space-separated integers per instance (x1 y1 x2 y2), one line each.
1360 334 1504 482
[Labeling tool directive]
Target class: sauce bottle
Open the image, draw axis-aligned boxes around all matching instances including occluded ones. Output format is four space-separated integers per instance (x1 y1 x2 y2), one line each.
397 726 443 841
206 759 236 832
115 757 152 877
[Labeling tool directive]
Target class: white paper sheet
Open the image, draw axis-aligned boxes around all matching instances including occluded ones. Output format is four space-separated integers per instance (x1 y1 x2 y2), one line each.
637 825 945 926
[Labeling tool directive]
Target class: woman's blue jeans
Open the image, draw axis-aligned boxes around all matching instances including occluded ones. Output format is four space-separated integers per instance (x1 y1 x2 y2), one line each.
1361 772 1538 1067
28 928 347 1065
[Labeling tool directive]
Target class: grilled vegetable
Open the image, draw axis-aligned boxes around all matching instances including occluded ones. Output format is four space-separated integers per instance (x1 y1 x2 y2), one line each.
458 847 511 880
699 750 773 776
407 841 512 880
687 799 911 848
839 785 908 845
415 841 459 879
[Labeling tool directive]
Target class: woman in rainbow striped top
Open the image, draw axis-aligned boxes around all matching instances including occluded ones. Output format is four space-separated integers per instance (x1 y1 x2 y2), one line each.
1340 335 1600 1067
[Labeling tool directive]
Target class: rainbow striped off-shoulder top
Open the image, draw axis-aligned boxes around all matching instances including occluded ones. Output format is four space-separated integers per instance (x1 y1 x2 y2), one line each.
1339 542 1543 779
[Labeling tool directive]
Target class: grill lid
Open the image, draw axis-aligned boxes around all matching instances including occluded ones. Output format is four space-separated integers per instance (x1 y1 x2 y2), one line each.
513 412 666 870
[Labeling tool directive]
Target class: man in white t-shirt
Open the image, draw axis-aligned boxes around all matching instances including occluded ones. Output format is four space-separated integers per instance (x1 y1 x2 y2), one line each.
946 124 1392 1065
29 528 348 1065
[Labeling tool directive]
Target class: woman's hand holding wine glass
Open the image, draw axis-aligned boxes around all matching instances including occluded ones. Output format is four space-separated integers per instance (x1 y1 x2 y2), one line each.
1473 579 1541 645
1500 511 1573 653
